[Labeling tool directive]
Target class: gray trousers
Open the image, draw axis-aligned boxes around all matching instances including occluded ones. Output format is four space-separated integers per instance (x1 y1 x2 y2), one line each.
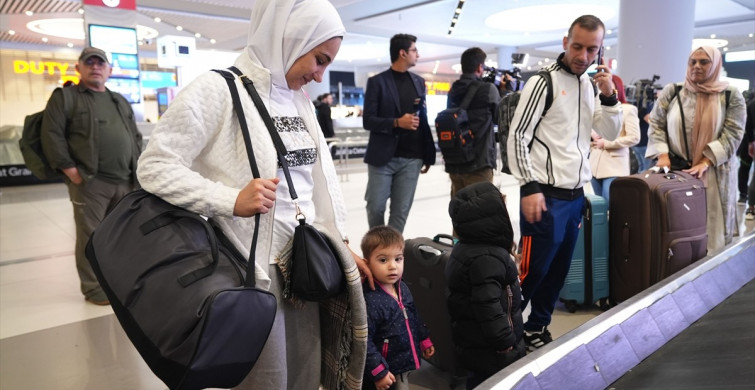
67 177 132 298
234 264 321 390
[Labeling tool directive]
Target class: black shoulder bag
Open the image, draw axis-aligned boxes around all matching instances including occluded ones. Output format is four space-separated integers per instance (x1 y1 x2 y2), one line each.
226 66 345 302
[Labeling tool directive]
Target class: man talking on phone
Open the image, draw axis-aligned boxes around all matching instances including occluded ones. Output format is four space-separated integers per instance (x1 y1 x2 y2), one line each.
505 15 623 351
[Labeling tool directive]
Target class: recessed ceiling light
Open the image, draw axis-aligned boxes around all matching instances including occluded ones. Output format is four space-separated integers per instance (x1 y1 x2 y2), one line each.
194 32 201 38
154 17 161 23
210 38 216 44
41 37 48 42
78 9 84 14
8 30 15 35
25 11 33 16
67 42 73 47
486 4 615 32
176 26 183 31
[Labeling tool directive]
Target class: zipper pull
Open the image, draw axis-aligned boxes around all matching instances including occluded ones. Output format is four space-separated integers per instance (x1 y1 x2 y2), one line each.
667 248 674 260
402 307 408 320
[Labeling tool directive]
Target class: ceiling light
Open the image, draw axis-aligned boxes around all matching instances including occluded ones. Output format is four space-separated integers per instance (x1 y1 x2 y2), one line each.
67 42 73 47
486 4 615 32
606 29 613 34
210 38 216 44
78 9 84 14
176 26 183 31
749 33 753 38
725 50 755 62
692 38 728 48
27 18 84 39
455 8 461 14
8 30 15 35
25 11 33 16
710 34 716 38
41 37 48 42
723 47 729 51
195 32 201 38
26 19 158 41
154 17 161 23
451 64 461 73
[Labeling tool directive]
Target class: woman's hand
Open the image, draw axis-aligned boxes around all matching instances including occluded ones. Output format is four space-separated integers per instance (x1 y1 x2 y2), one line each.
233 177 280 217
655 153 670 169
422 345 435 359
352 249 375 290
684 158 712 179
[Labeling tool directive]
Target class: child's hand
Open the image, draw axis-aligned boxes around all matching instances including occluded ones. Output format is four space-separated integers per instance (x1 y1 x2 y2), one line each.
422 345 435 359
375 372 396 390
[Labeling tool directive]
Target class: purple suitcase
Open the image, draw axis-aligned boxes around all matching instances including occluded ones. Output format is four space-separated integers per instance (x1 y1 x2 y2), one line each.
609 170 707 302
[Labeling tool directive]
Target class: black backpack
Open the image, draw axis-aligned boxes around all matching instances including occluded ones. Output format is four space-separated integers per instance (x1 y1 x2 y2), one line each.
497 70 553 174
435 82 482 165
19 86 77 180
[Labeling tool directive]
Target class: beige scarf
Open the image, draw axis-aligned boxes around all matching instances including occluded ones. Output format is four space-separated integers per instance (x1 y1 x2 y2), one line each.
682 46 728 166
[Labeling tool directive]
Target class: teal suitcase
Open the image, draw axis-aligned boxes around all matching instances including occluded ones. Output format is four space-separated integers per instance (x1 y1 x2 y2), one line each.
559 194 610 312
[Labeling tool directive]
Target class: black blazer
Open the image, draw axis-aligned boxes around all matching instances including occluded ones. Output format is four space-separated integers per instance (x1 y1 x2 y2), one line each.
362 69 436 167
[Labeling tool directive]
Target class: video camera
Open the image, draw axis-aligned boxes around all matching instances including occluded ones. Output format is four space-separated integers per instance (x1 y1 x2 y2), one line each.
481 66 522 87
629 74 662 112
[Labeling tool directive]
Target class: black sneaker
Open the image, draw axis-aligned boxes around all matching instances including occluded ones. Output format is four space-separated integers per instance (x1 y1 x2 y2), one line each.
523 327 553 351
739 195 748 204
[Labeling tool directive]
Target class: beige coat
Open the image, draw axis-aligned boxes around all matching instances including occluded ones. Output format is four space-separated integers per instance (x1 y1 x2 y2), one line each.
590 104 641 178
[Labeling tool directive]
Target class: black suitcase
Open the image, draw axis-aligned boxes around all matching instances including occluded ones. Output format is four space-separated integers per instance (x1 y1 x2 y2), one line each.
609 170 708 302
403 234 463 377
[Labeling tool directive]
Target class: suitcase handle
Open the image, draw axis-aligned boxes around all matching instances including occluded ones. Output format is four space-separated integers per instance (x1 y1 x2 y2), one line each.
433 234 455 246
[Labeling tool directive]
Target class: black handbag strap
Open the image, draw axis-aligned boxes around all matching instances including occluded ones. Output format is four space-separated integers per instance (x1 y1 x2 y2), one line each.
212 68 263 288
665 84 691 167
225 66 305 222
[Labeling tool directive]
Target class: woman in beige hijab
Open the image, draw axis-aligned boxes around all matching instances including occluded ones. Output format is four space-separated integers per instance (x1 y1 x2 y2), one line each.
646 46 746 251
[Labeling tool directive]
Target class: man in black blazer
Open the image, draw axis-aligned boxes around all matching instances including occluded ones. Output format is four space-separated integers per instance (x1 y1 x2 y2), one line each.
362 33 436 233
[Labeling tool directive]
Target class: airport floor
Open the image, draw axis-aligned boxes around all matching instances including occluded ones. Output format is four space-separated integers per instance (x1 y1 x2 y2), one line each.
1 162 753 390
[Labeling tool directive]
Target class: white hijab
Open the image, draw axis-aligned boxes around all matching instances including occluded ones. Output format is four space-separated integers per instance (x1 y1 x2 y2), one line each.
244 0 345 115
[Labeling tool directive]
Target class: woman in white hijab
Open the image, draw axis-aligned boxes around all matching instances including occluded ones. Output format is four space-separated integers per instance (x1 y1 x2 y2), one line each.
137 0 368 389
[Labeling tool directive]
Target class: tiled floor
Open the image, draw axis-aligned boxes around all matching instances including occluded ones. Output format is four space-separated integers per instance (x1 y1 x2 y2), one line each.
1 162 752 390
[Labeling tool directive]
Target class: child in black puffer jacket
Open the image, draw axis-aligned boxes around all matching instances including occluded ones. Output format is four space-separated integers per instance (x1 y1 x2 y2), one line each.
445 181 526 390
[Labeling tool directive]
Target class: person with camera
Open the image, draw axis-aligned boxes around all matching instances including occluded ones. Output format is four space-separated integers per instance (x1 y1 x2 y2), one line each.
444 47 501 198
506 15 622 351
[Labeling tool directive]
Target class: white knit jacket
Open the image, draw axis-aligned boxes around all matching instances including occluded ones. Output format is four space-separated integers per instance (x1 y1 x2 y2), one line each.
137 54 348 291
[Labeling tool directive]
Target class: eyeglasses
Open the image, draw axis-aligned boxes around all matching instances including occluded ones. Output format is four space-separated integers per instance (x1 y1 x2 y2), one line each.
83 58 108 67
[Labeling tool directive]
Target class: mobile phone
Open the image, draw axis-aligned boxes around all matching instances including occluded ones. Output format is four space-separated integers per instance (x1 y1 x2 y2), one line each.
595 46 604 72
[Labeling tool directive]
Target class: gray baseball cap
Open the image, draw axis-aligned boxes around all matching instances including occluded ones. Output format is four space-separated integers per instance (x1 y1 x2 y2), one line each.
79 47 109 63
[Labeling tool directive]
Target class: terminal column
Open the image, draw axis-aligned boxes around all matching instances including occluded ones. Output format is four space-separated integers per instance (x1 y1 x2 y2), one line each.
616 0 696 86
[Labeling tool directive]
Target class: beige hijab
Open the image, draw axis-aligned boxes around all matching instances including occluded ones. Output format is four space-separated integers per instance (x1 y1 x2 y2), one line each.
683 46 728 166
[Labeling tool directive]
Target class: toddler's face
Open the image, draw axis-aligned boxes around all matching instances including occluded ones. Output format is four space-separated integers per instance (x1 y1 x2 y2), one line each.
366 244 404 287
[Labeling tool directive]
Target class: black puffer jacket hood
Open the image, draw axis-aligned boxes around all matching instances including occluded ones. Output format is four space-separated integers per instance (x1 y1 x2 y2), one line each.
449 181 513 250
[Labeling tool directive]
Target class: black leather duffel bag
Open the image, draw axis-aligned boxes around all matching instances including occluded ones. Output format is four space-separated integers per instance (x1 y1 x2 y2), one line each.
86 190 276 390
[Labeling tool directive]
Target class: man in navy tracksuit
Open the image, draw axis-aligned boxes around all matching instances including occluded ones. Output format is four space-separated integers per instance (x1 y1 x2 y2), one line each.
506 15 622 350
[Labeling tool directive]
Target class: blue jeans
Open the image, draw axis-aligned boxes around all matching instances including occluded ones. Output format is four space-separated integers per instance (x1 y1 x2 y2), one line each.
519 195 583 331
633 146 654 172
365 157 423 233
590 177 615 203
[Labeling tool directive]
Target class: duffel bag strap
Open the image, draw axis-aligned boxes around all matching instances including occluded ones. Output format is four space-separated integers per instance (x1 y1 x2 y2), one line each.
213 68 262 288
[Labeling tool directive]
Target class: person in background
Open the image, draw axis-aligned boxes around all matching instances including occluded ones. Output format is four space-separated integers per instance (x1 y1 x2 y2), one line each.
362 33 436 233
41 46 142 306
444 47 501 197
589 74 641 202
741 97 754 220
445 182 526 389
137 1 371 388
505 14 622 351
647 45 746 252
360 225 434 390
317 92 336 138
